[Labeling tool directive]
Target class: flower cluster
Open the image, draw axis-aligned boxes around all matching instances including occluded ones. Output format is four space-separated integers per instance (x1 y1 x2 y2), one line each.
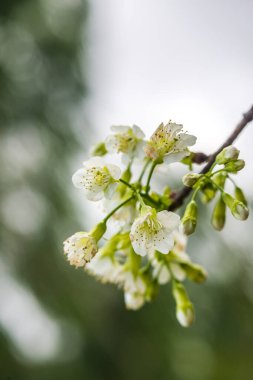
64 124 249 327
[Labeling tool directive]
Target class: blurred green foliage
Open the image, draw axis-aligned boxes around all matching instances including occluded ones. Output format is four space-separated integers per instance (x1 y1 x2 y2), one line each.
0 1 253 380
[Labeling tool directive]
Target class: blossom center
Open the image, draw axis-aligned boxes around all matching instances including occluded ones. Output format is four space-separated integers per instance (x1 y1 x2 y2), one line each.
83 166 111 190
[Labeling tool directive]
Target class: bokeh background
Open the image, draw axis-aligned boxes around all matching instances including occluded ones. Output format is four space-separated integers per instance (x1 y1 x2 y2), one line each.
1 1 253 379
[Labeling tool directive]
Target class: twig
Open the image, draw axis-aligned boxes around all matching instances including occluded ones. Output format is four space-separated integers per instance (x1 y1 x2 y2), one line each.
191 152 209 164
169 105 253 211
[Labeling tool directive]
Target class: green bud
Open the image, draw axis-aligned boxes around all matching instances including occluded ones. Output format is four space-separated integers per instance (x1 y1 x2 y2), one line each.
234 186 248 206
211 196 226 231
201 183 216 203
231 201 249 221
212 172 227 188
216 146 240 165
222 193 249 221
90 221 107 241
181 263 207 283
222 192 234 209
182 173 202 187
90 142 107 157
224 159 245 173
172 281 194 327
182 219 196 236
182 200 198 235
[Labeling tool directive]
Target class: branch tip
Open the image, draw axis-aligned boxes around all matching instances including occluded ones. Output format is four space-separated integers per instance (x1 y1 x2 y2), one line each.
169 105 253 211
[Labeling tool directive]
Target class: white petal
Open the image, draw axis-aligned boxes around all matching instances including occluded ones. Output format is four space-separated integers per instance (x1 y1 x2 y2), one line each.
72 168 85 189
153 231 174 254
83 156 104 168
176 308 194 327
163 151 188 164
124 292 145 310
107 164 121 180
130 225 153 256
173 229 187 248
88 255 112 276
180 133 197 146
111 125 130 134
124 272 136 292
165 122 183 134
104 183 117 199
86 190 104 201
133 124 145 139
131 238 150 256
135 140 146 159
170 263 186 281
157 211 180 232
121 153 131 165
158 265 171 284
135 276 146 293
105 135 117 153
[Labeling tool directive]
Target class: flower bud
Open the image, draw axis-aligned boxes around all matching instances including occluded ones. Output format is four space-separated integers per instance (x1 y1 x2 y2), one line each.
181 263 207 283
224 159 245 173
182 173 201 187
64 232 98 267
90 142 107 157
212 172 227 188
216 146 240 165
222 193 249 221
231 201 249 221
172 281 194 327
234 186 248 206
182 200 198 235
201 183 216 203
211 196 226 231
90 221 107 241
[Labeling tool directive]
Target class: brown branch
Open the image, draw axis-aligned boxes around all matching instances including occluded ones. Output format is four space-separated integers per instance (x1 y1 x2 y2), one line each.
191 152 209 164
169 105 253 211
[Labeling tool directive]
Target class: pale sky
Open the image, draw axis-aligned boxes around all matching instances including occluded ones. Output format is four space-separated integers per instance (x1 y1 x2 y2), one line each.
86 0 253 190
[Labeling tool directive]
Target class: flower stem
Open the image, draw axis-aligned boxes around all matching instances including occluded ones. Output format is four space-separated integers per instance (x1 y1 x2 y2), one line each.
136 192 146 207
209 169 227 178
204 175 224 194
191 187 199 201
138 159 151 183
119 178 135 190
140 192 160 207
103 196 135 223
145 160 158 194
227 175 237 187
119 178 148 207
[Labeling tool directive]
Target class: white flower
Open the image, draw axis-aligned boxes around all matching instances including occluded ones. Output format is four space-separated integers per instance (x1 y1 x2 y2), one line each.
130 206 180 256
102 196 137 230
124 291 146 310
152 261 171 285
172 229 189 260
144 122 196 164
123 271 146 293
105 125 145 162
122 271 148 310
86 251 121 283
72 156 121 201
63 232 98 267
152 229 189 284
